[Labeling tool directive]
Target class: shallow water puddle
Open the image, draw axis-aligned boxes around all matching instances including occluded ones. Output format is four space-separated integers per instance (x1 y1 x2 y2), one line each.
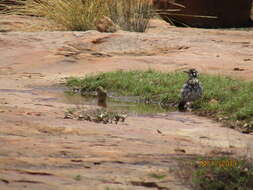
0 86 201 122
29 85 171 115
62 93 167 115
0 88 36 94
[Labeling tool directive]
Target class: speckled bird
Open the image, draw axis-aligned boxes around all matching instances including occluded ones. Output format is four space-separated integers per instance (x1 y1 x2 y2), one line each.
178 69 203 111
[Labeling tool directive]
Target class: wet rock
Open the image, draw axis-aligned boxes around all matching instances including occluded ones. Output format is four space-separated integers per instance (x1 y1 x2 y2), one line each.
64 107 127 124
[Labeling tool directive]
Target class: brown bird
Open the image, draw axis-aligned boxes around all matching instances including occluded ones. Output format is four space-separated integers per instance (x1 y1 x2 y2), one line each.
96 86 107 108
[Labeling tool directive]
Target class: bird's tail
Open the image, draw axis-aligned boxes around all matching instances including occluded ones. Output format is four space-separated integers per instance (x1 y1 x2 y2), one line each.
178 100 186 112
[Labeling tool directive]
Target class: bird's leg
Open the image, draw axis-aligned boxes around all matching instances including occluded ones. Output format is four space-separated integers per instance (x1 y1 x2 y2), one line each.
186 102 193 112
178 100 187 112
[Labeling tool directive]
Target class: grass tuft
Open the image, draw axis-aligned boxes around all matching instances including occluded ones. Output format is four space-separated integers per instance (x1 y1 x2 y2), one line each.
108 0 153 32
193 157 253 190
66 70 253 132
149 173 167 179
14 0 108 31
10 0 153 32
73 174 82 181
175 156 253 190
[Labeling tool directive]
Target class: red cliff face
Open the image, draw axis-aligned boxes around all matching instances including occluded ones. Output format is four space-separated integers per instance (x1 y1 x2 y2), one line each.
153 0 253 28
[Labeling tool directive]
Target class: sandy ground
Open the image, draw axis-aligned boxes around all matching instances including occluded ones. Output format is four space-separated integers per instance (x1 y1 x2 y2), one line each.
0 15 253 190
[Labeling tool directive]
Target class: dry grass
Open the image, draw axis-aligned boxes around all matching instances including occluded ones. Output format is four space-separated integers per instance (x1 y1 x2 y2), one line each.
108 0 153 32
0 0 24 14
13 0 109 31
7 0 153 32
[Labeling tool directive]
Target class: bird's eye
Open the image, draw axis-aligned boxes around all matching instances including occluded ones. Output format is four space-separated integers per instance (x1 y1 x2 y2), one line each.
192 72 197 77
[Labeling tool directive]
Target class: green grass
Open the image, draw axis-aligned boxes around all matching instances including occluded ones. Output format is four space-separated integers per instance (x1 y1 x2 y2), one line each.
175 156 253 190
73 174 82 181
66 70 253 132
149 173 167 179
192 157 253 190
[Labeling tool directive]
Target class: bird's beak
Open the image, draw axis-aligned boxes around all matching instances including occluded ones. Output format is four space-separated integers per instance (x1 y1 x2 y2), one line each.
183 70 189 74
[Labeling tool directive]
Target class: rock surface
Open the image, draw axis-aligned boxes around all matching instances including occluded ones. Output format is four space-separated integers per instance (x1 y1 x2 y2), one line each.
0 15 253 190
153 0 253 28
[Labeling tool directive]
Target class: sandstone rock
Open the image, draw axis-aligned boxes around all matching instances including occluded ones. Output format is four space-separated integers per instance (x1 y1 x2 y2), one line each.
95 16 118 33
1 15 253 190
153 0 253 28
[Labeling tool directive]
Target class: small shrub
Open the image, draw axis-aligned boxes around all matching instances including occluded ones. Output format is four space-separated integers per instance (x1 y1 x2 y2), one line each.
193 157 253 190
174 157 253 190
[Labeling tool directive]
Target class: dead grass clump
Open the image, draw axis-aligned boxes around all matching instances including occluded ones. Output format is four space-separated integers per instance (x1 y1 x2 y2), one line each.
12 0 153 32
0 0 24 14
15 0 108 31
108 0 153 32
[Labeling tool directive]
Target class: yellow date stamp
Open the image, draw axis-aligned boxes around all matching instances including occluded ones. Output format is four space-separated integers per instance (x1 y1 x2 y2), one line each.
198 159 239 168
